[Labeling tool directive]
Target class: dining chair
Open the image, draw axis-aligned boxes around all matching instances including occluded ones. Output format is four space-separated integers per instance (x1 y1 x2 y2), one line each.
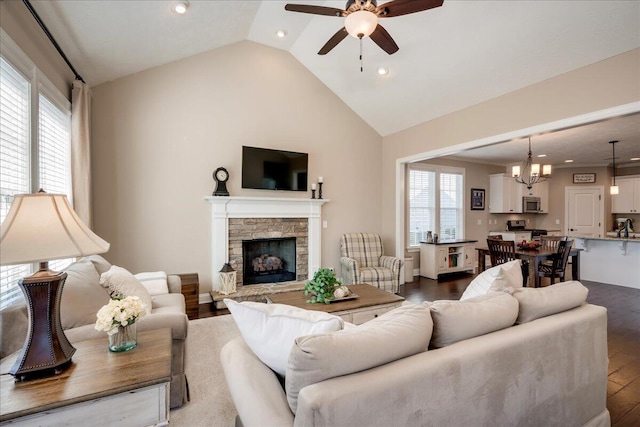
486 239 529 286
537 239 573 287
540 235 568 250
486 238 516 266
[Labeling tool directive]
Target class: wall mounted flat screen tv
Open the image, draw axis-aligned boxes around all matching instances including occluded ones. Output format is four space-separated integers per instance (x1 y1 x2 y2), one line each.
242 146 308 191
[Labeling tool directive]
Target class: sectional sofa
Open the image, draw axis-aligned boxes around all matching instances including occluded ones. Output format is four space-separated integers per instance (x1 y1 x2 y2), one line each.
221 280 609 427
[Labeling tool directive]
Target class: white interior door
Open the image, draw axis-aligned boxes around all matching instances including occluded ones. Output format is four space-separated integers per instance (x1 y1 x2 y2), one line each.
565 186 604 238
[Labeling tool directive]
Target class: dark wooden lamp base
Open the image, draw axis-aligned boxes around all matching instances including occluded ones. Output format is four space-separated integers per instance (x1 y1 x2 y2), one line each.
10 263 76 382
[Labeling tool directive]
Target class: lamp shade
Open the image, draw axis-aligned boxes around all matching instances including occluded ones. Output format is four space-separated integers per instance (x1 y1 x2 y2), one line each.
0 192 110 266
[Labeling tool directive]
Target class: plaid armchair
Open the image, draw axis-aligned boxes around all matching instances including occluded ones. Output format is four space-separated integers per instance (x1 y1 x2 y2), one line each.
339 233 403 294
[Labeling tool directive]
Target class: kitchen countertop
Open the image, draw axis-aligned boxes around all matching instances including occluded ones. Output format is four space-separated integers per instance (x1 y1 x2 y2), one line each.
577 235 640 242
420 239 478 245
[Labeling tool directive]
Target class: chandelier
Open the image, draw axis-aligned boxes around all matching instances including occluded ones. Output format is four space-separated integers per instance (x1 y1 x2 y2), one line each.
511 137 552 190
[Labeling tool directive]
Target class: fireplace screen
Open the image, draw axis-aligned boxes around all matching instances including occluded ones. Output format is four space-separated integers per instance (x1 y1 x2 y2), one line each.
242 237 296 285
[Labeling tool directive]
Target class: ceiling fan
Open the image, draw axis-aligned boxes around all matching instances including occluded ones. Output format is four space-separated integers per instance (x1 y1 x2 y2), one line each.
285 0 444 55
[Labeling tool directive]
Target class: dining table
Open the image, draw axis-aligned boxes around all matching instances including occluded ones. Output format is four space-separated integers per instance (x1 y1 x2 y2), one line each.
475 245 582 287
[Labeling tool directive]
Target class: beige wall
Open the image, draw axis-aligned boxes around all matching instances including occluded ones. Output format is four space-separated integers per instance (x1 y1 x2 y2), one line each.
91 41 383 294
383 48 640 255
0 1 72 99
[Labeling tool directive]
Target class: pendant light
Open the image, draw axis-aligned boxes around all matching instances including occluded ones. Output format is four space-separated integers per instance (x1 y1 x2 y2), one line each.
512 137 552 190
610 140 619 195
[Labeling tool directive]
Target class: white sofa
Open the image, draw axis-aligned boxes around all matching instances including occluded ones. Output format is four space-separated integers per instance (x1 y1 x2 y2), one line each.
0 255 189 408
221 281 609 427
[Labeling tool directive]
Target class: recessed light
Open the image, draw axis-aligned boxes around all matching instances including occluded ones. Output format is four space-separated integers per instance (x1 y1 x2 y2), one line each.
631 157 640 161
564 160 574 163
276 29 288 38
172 1 189 14
377 66 389 76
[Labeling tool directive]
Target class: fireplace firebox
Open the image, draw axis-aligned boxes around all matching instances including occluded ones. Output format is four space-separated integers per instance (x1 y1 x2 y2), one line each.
242 237 296 285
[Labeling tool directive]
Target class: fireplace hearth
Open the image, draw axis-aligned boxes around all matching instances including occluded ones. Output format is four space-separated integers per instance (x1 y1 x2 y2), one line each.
243 237 296 285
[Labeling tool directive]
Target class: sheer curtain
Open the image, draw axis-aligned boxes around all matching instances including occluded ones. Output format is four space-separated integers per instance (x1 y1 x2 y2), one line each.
71 80 92 227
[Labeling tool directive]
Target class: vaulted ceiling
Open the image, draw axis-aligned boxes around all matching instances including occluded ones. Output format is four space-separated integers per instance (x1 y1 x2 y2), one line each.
26 0 640 164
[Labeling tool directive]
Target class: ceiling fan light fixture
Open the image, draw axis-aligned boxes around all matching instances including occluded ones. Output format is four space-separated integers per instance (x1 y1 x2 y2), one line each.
345 10 378 38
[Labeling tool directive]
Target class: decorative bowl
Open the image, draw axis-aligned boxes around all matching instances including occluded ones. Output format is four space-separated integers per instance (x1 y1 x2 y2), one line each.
517 241 541 250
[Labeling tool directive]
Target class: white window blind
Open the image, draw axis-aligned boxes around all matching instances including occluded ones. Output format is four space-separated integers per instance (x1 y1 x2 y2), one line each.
439 172 464 240
0 33 73 309
39 93 72 272
0 57 31 308
408 166 436 246
408 164 465 248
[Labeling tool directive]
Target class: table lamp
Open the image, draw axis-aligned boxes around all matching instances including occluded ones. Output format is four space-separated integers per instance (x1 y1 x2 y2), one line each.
0 191 110 381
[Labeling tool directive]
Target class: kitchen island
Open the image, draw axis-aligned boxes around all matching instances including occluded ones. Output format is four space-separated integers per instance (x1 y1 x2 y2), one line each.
574 236 640 289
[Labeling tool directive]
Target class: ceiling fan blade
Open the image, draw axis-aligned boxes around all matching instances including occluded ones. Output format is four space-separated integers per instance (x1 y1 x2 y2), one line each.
318 28 349 55
376 0 444 18
370 24 399 55
285 4 345 17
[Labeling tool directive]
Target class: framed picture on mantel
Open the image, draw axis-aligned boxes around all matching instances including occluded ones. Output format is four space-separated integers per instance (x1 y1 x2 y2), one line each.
573 173 596 184
470 188 485 210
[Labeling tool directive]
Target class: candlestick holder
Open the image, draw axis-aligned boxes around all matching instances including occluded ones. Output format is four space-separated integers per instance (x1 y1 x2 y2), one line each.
311 189 316 199
318 182 323 199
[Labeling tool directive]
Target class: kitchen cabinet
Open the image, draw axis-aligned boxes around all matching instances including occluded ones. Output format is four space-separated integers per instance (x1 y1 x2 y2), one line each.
420 240 477 280
612 176 640 213
523 181 549 213
489 231 532 242
489 173 523 213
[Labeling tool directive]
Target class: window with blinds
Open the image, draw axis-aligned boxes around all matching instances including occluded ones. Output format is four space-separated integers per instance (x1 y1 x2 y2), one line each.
0 57 31 308
439 172 464 240
0 37 72 309
408 166 436 246
407 164 464 247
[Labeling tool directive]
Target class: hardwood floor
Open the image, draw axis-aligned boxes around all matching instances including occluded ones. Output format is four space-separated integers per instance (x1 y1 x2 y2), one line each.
199 273 640 426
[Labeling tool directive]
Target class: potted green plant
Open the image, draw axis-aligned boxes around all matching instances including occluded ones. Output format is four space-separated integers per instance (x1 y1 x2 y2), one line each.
304 268 341 304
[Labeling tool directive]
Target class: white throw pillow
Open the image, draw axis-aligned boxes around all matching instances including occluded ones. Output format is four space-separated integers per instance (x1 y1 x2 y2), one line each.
513 280 588 324
460 259 523 300
427 292 519 348
285 303 433 413
224 299 344 377
100 265 153 312
134 271 169 295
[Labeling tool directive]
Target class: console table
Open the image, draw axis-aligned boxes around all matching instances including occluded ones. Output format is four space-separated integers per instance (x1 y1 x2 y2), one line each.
0 329 172 427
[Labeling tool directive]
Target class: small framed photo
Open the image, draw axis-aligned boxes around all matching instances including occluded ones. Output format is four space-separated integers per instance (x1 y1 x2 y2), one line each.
573 173 596 184
470 188 485 210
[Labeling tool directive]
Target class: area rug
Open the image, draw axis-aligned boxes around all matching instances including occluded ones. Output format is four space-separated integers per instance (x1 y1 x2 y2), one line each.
169 315 240 427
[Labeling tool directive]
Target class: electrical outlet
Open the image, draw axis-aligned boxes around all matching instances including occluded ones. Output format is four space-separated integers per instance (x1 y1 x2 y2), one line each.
556 219 560 225
322 220 328 228
477 219 482 225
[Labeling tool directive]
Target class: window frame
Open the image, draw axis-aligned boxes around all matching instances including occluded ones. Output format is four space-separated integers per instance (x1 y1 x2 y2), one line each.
0 29 72 309
407 163 465 249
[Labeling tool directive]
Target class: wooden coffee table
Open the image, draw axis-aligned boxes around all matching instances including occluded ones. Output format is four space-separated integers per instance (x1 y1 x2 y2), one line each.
0 328 172 427
266 284 404 324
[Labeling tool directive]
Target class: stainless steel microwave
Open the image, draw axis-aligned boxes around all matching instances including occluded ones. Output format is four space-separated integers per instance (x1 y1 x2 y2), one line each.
523 197 541 213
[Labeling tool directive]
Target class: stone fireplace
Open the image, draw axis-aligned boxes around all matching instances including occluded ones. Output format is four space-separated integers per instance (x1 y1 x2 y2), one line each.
206 197 327 294
230 220 308 286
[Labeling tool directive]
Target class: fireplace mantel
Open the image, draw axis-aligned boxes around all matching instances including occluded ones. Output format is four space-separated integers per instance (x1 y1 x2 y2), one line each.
205 197 328 291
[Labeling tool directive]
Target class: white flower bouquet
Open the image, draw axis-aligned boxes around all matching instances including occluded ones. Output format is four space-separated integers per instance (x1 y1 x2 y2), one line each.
95 294 148 335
